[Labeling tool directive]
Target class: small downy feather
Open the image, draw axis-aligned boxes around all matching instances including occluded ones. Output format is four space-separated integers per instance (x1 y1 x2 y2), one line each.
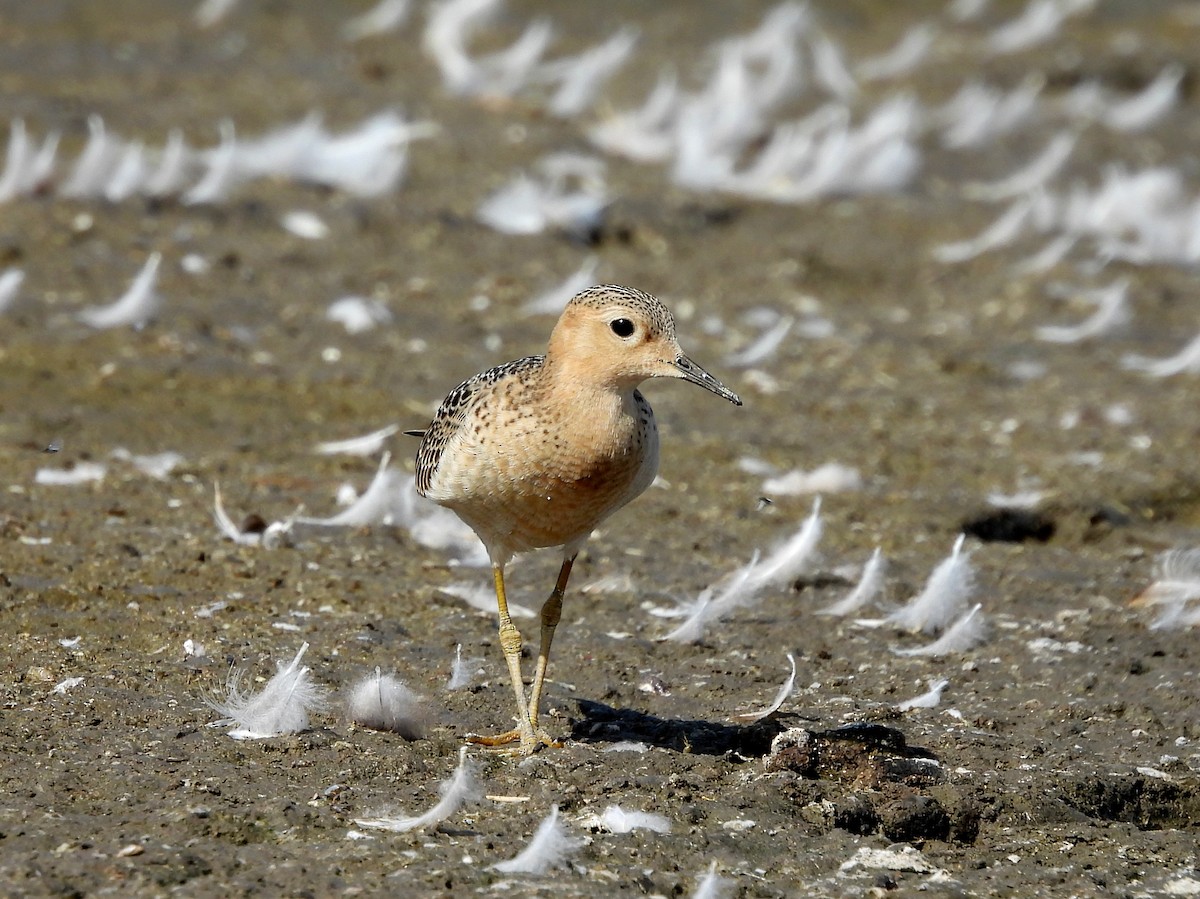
692 861 734 899
661 499 823 643
1133 548 1200 629
209 643 327 739
355 746 479 833
888 535 976 634
895 604 988 656
818 547 886 617
492 805 582 874
594 805 672 834
345 668 427 739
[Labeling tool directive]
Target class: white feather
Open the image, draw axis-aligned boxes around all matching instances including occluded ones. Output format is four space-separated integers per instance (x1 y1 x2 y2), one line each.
346 668 426 738
34 462 107 486
522 257 599 316
1035 279 1129 344
1103 64 1184 132
448 643 483 690
298 453 406 527
183 119 240 204
0 267 25 313
818 548 887 617
594 805 672 834
896 677 950 711
762 463 861 497
1122 332 1200 378
888 535 975 634
356 747 479 833
691 862 733 899
662 500 822 643
341 0 411 42
313 424 400 456
733 653 796 722
894 604 988 656
492 805 582 874
78 252 163 330
963 131 1076 201
540 28 639 118
209 643 327 739
588 70 680 163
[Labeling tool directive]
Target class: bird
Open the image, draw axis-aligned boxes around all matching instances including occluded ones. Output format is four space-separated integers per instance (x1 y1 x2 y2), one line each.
409 284 741 755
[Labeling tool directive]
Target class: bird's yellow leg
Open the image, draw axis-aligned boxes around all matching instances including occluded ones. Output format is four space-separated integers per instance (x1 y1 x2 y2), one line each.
526 556 574 740
468 564 541 753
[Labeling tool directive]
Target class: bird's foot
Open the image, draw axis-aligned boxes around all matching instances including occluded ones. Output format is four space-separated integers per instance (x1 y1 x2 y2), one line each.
466 725 562 755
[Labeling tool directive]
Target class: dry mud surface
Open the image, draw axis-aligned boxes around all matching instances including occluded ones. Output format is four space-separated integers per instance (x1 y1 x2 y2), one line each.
2 1 1200 896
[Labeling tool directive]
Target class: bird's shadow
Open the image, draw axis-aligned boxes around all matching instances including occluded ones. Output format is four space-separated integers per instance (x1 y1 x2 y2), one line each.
570 698 789 757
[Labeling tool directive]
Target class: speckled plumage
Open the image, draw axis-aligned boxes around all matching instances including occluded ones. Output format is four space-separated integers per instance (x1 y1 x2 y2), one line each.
410 284 741 754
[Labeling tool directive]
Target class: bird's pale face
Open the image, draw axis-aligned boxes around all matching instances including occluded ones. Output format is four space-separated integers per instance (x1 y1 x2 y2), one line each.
549 296 742 405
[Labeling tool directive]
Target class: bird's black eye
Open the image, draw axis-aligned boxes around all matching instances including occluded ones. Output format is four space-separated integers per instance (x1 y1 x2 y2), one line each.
609 318 635 338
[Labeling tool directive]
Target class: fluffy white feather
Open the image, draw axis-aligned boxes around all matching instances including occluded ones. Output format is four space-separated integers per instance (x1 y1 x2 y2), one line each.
662 499 822 643
447 643 484 690
895 603 988 656
724 315 794 368
492 805 582 874
1134 549 1200 629
61 115 123 198
356 746 479 833
209 643 327 739
212 482 300 548
937 77 1042 149
692 862 733 899
818 547 887 617
594 805 672 834
298 453 406 527
345 668 426 738
77 252 163 330
539 28 639 118
588 70 680 163
888 535 975 634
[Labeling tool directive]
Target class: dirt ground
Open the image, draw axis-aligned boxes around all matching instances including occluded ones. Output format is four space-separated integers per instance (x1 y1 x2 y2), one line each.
2 1 1200 896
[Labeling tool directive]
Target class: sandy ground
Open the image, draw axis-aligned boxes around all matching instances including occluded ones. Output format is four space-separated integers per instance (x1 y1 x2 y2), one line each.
3 1 1200 896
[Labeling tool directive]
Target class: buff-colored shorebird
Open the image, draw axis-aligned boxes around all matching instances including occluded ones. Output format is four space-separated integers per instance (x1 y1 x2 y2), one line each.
410 285 741 755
